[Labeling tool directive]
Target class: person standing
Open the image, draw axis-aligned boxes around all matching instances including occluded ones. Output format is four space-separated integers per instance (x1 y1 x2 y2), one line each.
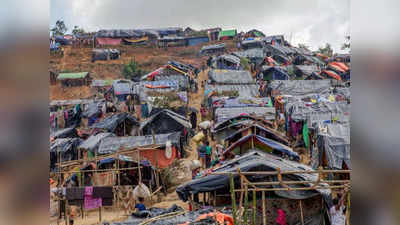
197 141 207 168
330 189 347 225
205 141 212 168
190 111 197 130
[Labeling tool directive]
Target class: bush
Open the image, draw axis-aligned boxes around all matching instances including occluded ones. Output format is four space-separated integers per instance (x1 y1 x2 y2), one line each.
122 58 147 81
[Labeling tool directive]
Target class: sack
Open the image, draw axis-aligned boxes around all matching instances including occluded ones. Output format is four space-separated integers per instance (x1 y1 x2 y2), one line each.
133 183 151 200
192 131 204 143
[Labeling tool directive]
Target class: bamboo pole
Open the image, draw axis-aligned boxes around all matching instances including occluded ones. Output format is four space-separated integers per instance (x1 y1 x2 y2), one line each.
65 200 69 225
252 190 256 225
213 170 351 175
244 183 248 225
52 166 142 174
229 173 237 225
233 185 348 192
299 200 304 225
249 180 349 186
262 191 266 225
99 206 102 222
346 191 351 225
213 190 217 207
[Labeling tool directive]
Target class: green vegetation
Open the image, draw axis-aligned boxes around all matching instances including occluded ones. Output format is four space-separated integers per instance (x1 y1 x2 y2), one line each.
317 43 334 57
122 58 147 80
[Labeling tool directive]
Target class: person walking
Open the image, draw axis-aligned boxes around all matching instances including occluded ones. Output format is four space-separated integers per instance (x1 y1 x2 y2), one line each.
205 141 212 168
197 141 207 168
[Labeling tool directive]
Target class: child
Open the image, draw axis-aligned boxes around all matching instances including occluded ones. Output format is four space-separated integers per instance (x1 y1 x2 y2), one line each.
135 197 146 212
205 141 212 168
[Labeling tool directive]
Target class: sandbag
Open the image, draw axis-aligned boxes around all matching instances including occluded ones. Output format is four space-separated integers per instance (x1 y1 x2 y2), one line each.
190 160 201 170
133 183 151 200
199 121 211 129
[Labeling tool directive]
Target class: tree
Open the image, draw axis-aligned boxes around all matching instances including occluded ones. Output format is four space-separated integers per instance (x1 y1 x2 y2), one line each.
341 36 350 50
51 20 67 36
317 43 333 57
298 43 310 51
72 25 85 36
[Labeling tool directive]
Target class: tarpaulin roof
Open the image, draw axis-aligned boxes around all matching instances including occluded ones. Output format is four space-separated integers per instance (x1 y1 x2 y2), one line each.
287 101 350 122
264 44 296 56
141 80 180 91
294 65 321 76
78 132 115 151
211 97 271 108
98 132 181 154
223 123 289 146
91 80 113 87
50 127 77 139
314 123 350 169
57 72 88 80
269 80 332 96
224 134 299 160
218 29 237 38
260 66 290 80
205 84 260 98
208 69 254 84
98 154 136 167
215 107 275 123
154 75 189 90
241 39 264 48
50 99 102 106
112 80 134 95
91 113 139 132
140 109 192 134
81 101 104 118
292 47 313 56
96 29 145 38
96 37 122 45
232 48 265 59
50 138 82 153
200 43 226 52
215 54 241 65
176 150 330 202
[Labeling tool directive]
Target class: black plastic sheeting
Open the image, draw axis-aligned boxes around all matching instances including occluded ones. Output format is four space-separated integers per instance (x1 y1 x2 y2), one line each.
50 127 78 139
111 207 225 225
98 132 181 154
81 101 104 118
91 113 139 132
313 123 350 170
176 150 331 202
92 49 120 61
140 109 191 135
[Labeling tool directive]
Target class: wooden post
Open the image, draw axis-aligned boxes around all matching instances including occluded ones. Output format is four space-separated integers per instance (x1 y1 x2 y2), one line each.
229 174 237 225
213 190 217 207
244 184 249 225
252 190 256 225
65 200 69 225
346 191 351 225
137 149 142 183
99 206 102 222
262 191 266 225
299 200 305 225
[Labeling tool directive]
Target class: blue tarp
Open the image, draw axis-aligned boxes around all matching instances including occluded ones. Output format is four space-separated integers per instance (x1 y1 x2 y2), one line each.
186 36 209 46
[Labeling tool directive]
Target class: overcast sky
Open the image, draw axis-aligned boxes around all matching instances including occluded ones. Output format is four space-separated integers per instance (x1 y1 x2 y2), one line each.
50 0 349 53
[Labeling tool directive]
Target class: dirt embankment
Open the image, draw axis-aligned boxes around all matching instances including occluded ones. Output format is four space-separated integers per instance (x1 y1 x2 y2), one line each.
49 40 238 100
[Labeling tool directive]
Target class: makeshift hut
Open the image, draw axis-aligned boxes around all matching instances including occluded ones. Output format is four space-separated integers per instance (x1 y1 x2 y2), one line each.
91 49 120 62
245 29 266 38
262 35 286 45
311 123 350 171
157 36 187 48
91 112 140 136
78 132 115 158
218 29 237 40
204 27 222 41
212 115 275 142
185 36 209 46
198 43 226 56
214 107 275 123
91 79 113 93
294 65 321 79
111 79 134 101
50 127 79 140
96 154 157 187
80 100 104 127
258 66 290 80
97 132 182 168
50 138 82 171
57 72 91 87
241 39 264 50
176 150 331 225
232 48 266 66
212 54 242 70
